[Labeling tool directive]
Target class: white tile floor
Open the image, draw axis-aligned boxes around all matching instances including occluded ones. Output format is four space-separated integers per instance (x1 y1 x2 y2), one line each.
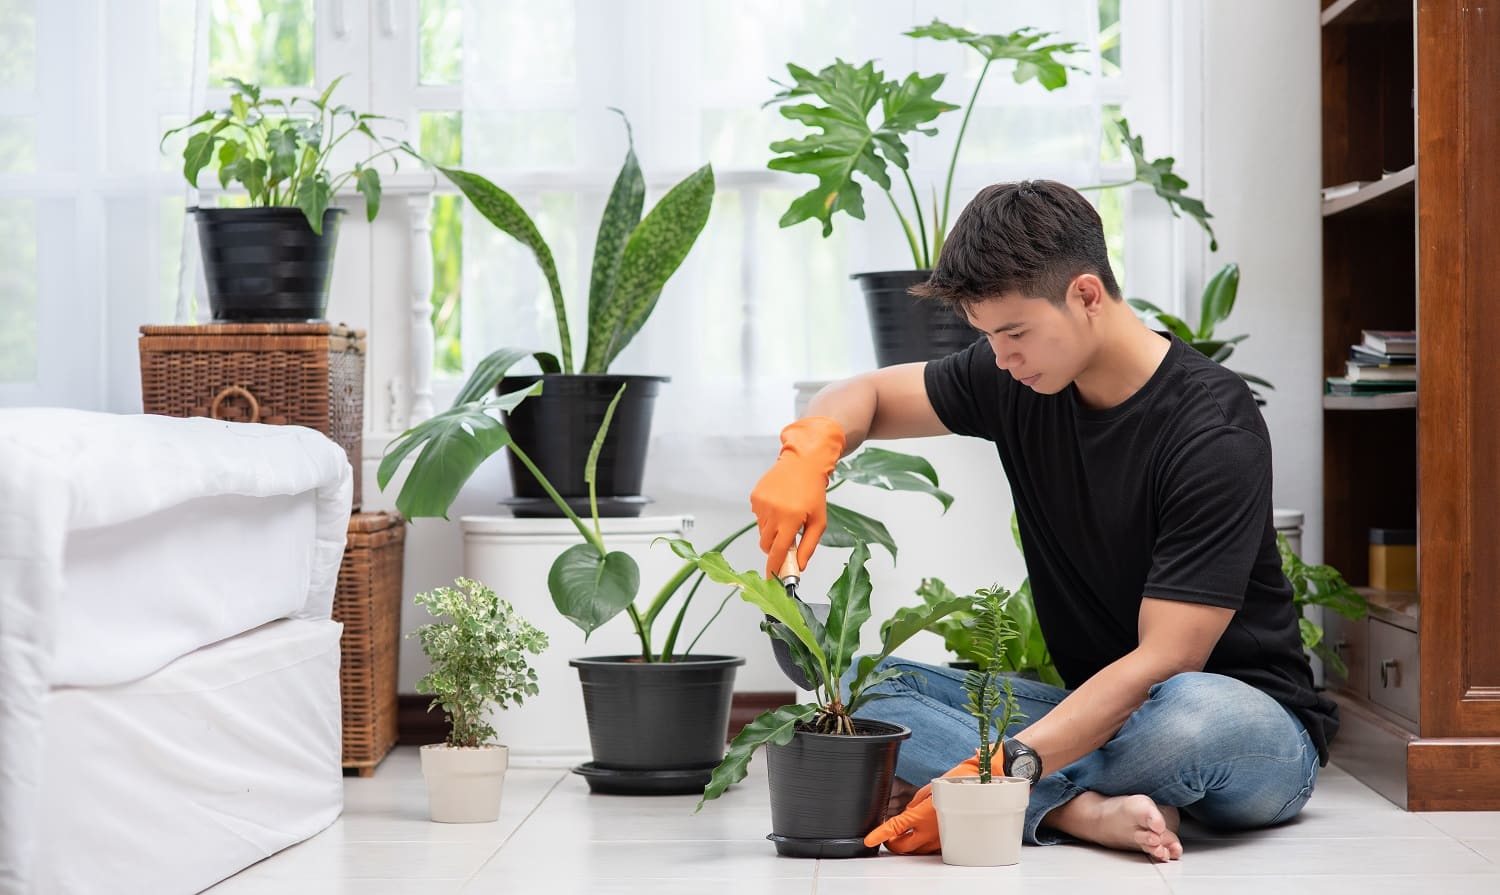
206 747 1500 894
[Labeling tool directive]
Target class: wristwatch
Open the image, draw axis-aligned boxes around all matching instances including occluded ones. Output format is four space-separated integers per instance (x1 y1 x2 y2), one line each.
1002 737 1043 784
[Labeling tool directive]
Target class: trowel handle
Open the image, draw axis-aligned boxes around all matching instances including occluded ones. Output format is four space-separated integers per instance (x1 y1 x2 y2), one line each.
778 551 802 587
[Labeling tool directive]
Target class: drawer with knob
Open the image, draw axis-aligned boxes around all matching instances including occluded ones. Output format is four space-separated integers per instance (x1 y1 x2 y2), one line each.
1367 617 1419 723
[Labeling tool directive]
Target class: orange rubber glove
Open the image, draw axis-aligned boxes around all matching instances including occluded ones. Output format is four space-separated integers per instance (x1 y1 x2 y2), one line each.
864 750 985 855
750 416 845 577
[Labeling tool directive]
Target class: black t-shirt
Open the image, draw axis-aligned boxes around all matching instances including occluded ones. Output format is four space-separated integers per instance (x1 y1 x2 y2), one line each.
924 332 1338 764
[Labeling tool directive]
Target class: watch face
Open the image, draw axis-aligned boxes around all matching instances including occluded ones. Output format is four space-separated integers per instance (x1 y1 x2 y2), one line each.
1010 753 1040 782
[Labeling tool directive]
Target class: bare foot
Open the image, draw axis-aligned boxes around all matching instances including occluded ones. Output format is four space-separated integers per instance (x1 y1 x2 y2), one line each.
1043 791 1184 862
885 776 919 819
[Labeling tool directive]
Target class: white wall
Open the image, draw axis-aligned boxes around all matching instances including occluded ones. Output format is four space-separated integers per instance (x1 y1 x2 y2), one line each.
1194 1 1325 561
372 0 1327 699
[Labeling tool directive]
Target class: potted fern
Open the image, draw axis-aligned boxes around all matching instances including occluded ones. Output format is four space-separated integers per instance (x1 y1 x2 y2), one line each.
673 539 971 858
929 585 1030 867
767 21 1216 365
162 76 409 321
411 577 548 823
410 110 712 516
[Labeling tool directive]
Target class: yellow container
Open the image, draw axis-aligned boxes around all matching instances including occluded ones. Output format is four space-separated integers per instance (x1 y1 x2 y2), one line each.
1369 528 1417 592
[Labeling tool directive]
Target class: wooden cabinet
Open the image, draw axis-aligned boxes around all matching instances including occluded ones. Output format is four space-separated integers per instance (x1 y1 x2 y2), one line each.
1319 0 1500 810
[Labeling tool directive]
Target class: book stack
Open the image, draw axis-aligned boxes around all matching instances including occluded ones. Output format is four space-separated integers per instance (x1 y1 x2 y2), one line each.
1325 329 1416 396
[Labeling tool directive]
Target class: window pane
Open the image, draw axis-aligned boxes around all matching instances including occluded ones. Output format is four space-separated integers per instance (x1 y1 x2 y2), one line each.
158 0 197 90
0 198 37 383
1101 103 1125 164
431 194 462 375
1099 0 1121 77
420 0 462 86
0 0 35 90
466 110 574 168
161 197 187 320
0 115 35 173
419 111 462 168
209 0 315 88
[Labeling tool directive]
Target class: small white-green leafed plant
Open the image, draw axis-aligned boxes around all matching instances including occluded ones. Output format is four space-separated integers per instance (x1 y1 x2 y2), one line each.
962 585 1027 783
410 577 549 749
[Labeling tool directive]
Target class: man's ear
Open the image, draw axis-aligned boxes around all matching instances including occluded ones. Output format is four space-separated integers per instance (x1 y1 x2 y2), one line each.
1071 274 1108 317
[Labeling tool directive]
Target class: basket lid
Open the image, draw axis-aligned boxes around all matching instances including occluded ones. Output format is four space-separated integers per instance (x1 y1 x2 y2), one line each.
349 511 405 533
139 322 366 354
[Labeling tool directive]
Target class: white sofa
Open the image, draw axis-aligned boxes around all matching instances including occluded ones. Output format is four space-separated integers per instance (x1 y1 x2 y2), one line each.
0 409 352 895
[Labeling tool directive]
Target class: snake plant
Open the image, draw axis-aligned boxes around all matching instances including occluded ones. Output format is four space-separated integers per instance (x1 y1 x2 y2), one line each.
437 109 713 375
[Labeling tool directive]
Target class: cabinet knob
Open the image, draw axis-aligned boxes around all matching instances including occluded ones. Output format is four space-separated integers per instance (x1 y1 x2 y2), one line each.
1380 658 1401 688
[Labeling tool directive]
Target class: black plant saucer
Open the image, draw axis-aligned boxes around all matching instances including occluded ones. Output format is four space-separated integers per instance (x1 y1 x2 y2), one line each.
571 762 713 796
766 834 878 859
501 495 651 519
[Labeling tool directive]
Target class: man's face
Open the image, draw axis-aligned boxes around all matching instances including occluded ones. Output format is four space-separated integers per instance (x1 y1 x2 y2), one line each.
961 286 1095 395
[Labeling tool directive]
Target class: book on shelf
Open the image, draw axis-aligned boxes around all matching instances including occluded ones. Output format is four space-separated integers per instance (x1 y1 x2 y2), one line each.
1326 376 1417 395
1362 329 1417 354
1345 360 1417 383
1349 345 1416 366
1322 180 1375 200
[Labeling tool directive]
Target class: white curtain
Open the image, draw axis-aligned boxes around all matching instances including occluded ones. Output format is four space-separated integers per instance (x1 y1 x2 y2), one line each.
0 0 208 413
459 0 1105 437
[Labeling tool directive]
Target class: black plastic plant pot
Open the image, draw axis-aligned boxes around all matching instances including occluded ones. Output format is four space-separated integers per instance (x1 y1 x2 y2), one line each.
192 206 345 322
853 269 980 367
569 655 745 794
764 718 911 858
499 374 667 518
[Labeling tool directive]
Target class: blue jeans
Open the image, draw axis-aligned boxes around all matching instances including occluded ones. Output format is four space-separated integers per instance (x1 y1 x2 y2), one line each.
850 658 1320 846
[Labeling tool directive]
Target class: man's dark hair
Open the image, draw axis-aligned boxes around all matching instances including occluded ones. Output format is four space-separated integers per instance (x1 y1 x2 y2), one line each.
912 180 1122 310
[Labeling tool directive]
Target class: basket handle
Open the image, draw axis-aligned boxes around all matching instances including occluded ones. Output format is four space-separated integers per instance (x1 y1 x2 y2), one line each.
209 385 261 422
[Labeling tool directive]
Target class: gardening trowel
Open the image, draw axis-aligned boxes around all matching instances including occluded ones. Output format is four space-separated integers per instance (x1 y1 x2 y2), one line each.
769 551 829 690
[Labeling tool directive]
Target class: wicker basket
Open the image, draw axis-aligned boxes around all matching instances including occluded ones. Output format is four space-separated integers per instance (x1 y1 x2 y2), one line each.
334 511 406 776
139 323 366 508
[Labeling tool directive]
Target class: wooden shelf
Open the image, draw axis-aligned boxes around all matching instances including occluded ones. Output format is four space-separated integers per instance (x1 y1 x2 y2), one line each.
1324 390 1417 410
1357 587 1420 628
1322 166 1416 216
1322 0 1411 28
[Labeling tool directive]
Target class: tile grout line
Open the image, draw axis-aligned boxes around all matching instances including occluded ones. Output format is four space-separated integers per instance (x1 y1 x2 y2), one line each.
457 769 571 888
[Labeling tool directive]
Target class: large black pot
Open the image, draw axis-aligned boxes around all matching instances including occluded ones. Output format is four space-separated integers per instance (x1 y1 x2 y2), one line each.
192 206 345 321
854 269 979 367
764 718 911 858
499 374 667 517
570 655 745 795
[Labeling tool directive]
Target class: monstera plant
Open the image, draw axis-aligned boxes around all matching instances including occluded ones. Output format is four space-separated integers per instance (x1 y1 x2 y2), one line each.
1128 263 1272 402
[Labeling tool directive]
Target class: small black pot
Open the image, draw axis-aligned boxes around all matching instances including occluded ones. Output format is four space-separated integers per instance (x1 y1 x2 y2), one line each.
192 206 345 322
499 374 666 518
765 718 911 858
854 269 979 367
570 655 745 772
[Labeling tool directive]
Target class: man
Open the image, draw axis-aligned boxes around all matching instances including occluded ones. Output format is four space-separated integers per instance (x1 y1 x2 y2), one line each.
749 181 1335 862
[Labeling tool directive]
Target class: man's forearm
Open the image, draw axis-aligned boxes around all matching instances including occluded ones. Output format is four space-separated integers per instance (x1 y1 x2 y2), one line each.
1012 649 1185 776
804 376 878 456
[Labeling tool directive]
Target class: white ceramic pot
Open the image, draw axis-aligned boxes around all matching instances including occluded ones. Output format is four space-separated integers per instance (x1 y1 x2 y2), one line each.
931 775 1030 866
420 744 508 823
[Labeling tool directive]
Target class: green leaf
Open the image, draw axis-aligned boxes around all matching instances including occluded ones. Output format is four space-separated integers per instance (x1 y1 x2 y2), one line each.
377 382 542 519
1199 263 1240 335
296 176 332 234
818 542 874 676
159 110 216 149
831 447 953 512
1237 370 1276 390
905 21 1086 92
585 164 714 372
439 166 573 374
766 59 957 237
316 74 346 110
236 158 267 203
452 347 554 407
761 618 822 689
584 111 646 372
548 543 641 638
230 93 249 122
1127 298 1195 342
697 704 819 810
268 128 299 182
182 132 218 188
821 503 896 560
853 591 973 694
586 384 628 490
1010 510 1024 553
1116 117 1217 250
224 77 260 103
356 166 382 221
665 539 829 681
216 141 242 189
